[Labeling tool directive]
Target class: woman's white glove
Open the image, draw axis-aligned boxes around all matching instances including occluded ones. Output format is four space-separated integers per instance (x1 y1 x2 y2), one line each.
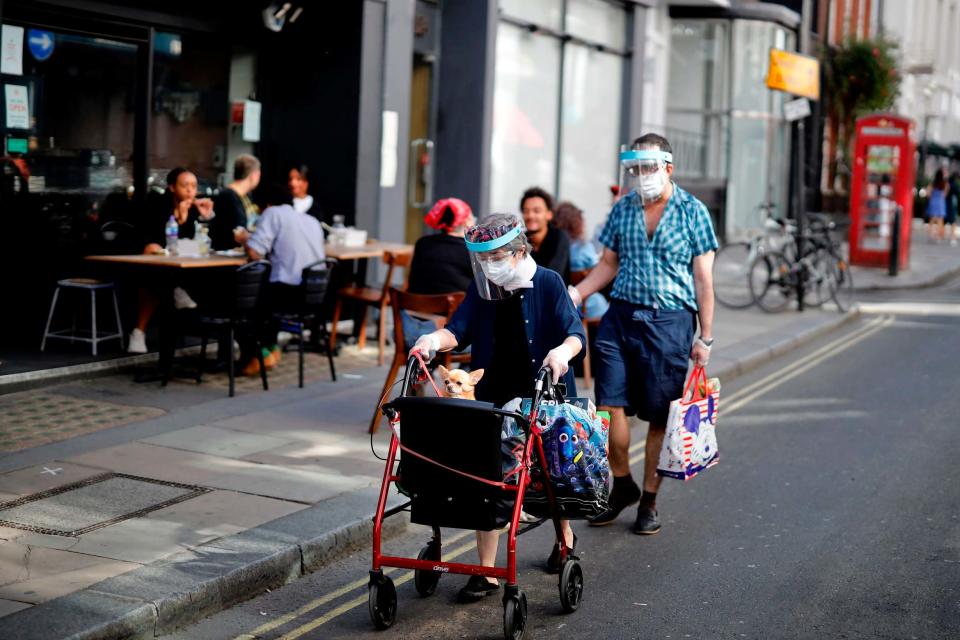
410 333 440 362
567 285 583 308
542 344 574 383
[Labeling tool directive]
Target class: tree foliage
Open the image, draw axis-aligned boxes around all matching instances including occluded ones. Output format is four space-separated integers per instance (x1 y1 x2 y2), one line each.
823 36 902 157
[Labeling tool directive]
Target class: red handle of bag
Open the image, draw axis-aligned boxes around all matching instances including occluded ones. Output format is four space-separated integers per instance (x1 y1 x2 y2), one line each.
682 365 708 403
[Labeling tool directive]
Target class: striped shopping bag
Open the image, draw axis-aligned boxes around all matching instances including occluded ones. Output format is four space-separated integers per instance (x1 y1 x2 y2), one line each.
657 366 720 481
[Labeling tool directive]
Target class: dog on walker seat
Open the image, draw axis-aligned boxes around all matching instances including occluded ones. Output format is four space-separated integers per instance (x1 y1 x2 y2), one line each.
436 365 484 400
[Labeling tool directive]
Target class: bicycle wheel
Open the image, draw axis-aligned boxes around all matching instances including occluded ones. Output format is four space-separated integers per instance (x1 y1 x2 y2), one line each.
713 242 755 308
831 253 855 312
805 247 837 308
749 251 793 313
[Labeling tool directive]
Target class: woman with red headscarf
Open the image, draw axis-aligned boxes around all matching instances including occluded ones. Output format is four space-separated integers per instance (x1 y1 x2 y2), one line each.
401 198 476 349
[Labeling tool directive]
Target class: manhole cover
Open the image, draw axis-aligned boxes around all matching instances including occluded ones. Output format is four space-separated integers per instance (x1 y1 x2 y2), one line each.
0 473 210 536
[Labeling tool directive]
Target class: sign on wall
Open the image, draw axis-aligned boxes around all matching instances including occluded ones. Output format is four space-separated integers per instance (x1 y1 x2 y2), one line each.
4 84 30 129
27 29 55 62
766 48 820 101
1 25 24 75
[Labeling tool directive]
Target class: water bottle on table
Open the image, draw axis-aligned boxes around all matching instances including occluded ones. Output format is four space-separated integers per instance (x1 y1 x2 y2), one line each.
165 215 179 255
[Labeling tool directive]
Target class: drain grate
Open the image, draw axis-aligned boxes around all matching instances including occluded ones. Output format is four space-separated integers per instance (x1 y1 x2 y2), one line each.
0 472 210 536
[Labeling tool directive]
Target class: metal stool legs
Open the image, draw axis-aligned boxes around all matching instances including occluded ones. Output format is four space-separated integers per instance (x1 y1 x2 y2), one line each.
40 281 124 355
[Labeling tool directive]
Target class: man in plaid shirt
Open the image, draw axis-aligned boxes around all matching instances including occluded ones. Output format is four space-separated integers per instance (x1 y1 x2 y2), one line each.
570 133 718 535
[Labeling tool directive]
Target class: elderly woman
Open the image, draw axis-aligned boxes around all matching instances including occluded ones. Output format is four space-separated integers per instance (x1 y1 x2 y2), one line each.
410 213 585 602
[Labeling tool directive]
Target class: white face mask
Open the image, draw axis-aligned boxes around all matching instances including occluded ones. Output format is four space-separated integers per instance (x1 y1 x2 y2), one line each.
639 169 666 201
481 257 515 286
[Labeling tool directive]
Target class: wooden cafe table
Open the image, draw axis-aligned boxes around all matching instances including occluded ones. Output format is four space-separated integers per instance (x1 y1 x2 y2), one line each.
322 240 413 343
84 252 249 380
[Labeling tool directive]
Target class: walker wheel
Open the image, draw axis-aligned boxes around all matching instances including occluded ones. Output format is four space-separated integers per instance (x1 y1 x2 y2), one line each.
414 544 442 597
559 559 584 613
502 590 527 640
368 573 397 629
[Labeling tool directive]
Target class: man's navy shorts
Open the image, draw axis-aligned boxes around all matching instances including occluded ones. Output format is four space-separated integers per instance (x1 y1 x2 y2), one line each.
594 299 696 424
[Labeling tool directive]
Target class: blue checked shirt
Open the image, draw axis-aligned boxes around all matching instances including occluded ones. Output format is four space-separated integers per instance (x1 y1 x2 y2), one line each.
599 183 718 311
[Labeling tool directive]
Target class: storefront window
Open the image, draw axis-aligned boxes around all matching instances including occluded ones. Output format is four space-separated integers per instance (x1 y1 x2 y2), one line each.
559 44 622 230
1 26 138 212
491 1 627 234
490 23 561 213
498 0 563 30
149 31 230 195
666 20 729 179
566 0 626 49
726 20 795 235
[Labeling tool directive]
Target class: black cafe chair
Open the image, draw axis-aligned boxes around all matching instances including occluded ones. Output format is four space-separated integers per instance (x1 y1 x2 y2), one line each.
276 258 339 388
164 260 271 397
99 221 142 255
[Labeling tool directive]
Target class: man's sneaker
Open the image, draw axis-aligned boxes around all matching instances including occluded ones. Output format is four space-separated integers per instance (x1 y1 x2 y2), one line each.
127 328 147 354
173 287 198 310
633 504 662 535
546 533 578 574
456 575 499 603
588 479 641 526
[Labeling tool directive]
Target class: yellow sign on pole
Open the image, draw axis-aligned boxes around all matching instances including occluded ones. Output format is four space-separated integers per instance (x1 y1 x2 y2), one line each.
766 48 820 100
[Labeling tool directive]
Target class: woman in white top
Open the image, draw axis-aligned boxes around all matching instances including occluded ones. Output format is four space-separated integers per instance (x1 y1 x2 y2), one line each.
287 164 326 224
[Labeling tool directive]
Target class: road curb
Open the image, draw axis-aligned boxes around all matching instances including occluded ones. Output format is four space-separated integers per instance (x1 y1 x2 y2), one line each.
852 263 960 292
0 490 409 640
710 308 862 383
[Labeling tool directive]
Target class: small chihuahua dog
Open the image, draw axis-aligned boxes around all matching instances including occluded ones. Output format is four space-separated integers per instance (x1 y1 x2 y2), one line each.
437 366 484 400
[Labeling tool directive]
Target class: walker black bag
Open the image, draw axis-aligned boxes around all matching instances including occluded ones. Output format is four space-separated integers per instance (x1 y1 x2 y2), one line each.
502 399 611 519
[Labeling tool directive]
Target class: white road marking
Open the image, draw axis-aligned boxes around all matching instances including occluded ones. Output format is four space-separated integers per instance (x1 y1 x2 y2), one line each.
722 409 869 426
859 302 960 316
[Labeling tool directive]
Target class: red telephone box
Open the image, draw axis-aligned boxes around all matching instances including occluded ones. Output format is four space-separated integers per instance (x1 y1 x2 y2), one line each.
849 114 917 268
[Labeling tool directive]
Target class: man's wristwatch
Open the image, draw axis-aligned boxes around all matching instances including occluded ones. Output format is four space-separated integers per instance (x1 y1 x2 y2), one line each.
697 336 715 348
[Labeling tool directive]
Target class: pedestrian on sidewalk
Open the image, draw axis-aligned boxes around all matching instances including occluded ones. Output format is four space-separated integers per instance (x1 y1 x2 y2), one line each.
927 168 948 243
410 213 585 601
946 171 959 246
568 133 717 535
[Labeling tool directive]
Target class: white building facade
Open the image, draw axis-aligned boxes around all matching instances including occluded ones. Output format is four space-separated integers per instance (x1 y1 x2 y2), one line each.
882 0 960 163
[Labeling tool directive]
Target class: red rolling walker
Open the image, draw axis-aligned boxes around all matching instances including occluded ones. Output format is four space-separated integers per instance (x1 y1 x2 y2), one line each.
368 355 583 639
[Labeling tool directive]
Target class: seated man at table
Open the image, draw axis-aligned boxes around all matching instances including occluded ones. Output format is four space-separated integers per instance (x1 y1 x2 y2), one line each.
128 167 213 353
209 154 261 251
238 183 327 375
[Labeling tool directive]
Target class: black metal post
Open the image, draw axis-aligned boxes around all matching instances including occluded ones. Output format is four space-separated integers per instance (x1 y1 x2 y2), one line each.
133 27 155 206
888 205 901 277
795 118 806 311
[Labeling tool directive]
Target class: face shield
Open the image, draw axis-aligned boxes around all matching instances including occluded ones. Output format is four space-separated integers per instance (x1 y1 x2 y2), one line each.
619 148 673 205
464 220 524 301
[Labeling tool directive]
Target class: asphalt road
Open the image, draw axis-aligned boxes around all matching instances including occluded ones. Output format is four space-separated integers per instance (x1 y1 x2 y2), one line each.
167 304 960 639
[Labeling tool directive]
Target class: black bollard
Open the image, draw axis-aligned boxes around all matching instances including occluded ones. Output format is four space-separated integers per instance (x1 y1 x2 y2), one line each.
888 206 901 277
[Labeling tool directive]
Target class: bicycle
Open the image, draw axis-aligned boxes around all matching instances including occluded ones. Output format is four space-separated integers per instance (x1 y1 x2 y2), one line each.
748 215 853 313
713 202 794 309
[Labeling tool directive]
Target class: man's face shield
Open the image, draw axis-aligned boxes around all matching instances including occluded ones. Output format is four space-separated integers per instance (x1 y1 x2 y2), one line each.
464 222 523 300
619 149 673 204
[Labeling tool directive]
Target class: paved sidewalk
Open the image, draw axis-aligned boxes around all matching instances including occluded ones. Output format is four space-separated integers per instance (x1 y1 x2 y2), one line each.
0 304 859 639
852 219 960 291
